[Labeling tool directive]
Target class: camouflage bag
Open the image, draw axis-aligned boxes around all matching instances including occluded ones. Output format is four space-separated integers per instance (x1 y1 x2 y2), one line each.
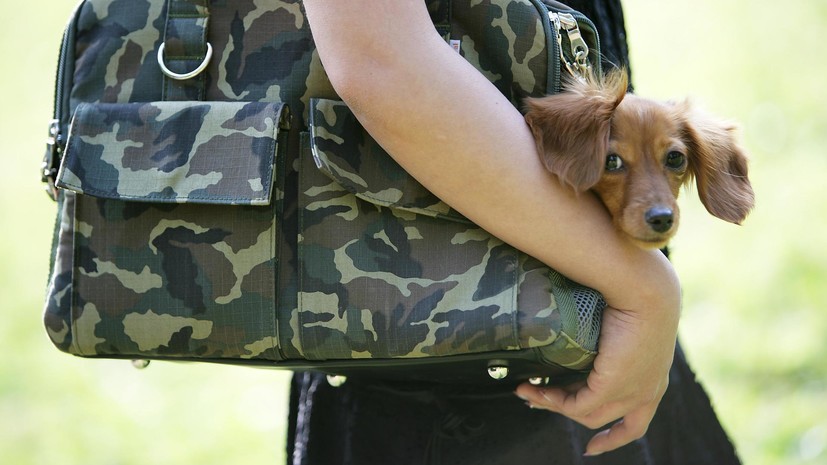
42 0 605 385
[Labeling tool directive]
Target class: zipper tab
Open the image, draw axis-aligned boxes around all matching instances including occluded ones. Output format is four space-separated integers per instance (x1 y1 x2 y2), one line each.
550 11 592 82
42 119 62 201
44 2 83 202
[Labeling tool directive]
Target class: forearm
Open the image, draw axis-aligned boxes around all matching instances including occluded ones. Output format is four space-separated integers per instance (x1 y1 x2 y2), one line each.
303 1 680 315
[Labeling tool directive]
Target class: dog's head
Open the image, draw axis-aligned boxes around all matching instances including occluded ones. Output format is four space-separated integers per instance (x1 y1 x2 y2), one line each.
524 69 754 249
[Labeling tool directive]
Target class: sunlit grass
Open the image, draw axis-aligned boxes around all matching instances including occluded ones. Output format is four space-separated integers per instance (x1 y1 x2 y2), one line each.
2 1 825 464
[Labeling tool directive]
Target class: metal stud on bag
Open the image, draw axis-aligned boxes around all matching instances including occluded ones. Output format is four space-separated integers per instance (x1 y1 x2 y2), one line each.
528 377 550 386
326 375 347 387
487 360 510 380
131 359 150 369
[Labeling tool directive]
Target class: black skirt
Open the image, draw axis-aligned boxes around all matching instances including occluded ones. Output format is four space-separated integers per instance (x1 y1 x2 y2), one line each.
286 344 739 465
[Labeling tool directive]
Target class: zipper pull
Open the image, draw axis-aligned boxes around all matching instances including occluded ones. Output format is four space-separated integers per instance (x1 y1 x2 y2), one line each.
550 12 592 82
42 119 62 201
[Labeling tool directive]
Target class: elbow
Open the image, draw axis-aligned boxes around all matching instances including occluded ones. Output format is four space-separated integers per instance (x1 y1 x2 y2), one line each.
315 39 395 107
317 52 358 99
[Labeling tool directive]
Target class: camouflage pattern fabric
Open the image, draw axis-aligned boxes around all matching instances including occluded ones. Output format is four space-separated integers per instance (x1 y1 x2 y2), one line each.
308 99 469 223
45 101 288 360
44 0 604 377
56 101 287 205
45 190 282 360
299 98 600 368
63 0 567 119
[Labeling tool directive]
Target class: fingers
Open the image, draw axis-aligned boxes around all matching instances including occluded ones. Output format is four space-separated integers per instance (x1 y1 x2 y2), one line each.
516 383 624 430
584 402 659 456
513 301 677 455
515 373 668 455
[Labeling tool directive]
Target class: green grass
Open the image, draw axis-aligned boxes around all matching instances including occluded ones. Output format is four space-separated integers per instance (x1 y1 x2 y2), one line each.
1 1 825 464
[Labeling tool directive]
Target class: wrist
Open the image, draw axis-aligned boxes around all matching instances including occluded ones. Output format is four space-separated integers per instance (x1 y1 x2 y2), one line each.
602 249 682 323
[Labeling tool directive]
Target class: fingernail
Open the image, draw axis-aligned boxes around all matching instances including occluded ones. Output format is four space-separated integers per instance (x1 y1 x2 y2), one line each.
514 390 529 401
583 450 604 457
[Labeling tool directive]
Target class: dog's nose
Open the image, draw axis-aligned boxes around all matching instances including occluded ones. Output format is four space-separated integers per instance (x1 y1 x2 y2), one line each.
645 207 674 233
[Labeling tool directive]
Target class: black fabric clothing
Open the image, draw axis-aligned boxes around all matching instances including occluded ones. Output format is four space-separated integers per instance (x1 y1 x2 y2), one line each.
286 346 739 465
286 1 740 464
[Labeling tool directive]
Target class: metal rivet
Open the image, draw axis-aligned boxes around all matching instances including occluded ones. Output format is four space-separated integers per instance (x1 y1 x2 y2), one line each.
487 366 509 380
326 375 347 387
528 376 549 386
131 359 150 369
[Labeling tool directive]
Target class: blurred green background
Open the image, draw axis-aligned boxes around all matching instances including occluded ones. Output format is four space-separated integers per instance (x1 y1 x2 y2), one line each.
1 1 824 464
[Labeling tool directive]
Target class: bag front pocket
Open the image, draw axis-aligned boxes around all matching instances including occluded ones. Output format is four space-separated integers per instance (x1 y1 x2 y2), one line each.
45 101 288 361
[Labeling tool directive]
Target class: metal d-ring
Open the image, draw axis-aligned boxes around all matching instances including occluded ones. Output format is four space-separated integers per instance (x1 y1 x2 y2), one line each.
157 41 213 81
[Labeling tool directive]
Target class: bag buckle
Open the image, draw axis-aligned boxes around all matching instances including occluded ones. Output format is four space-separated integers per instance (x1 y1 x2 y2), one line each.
42 119 62 201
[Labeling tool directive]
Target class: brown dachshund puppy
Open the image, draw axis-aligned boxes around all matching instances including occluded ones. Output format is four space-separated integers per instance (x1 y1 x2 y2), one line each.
524 69 755 249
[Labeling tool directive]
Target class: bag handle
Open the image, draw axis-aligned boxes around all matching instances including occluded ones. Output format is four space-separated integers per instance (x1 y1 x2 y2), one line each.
158 0 211 100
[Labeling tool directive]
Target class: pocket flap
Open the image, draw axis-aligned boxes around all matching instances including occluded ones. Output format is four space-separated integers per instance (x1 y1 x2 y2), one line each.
308 98 469 223
56 101 288 205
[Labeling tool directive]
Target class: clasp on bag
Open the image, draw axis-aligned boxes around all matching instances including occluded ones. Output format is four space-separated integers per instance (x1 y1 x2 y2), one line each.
42 119 62 201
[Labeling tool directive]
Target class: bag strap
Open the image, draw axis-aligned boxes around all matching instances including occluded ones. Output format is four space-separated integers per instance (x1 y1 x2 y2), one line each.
157 0 211 101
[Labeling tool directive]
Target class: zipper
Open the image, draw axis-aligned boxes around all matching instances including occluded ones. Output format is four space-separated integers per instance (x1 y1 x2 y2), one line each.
528 0 561 94
549 11 593 82
565 9 601 72
42 119 61 199
42 2 83 201
532 1 601 93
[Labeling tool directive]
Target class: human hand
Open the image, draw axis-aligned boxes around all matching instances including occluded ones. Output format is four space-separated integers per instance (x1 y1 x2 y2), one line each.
515 303 679 456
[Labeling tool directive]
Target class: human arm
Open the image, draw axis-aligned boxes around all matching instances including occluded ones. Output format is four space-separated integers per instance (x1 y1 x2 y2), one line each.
302 0 680 455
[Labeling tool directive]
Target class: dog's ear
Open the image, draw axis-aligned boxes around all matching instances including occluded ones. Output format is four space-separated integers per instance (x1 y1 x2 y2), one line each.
677 101 755 224
524 69 628 191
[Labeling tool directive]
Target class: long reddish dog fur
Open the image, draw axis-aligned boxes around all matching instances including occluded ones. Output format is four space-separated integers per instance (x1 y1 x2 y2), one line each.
524 69 755 249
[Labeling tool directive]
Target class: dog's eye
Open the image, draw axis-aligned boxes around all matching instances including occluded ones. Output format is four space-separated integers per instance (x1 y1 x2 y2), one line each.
666 151 686 170
605 154 624 172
